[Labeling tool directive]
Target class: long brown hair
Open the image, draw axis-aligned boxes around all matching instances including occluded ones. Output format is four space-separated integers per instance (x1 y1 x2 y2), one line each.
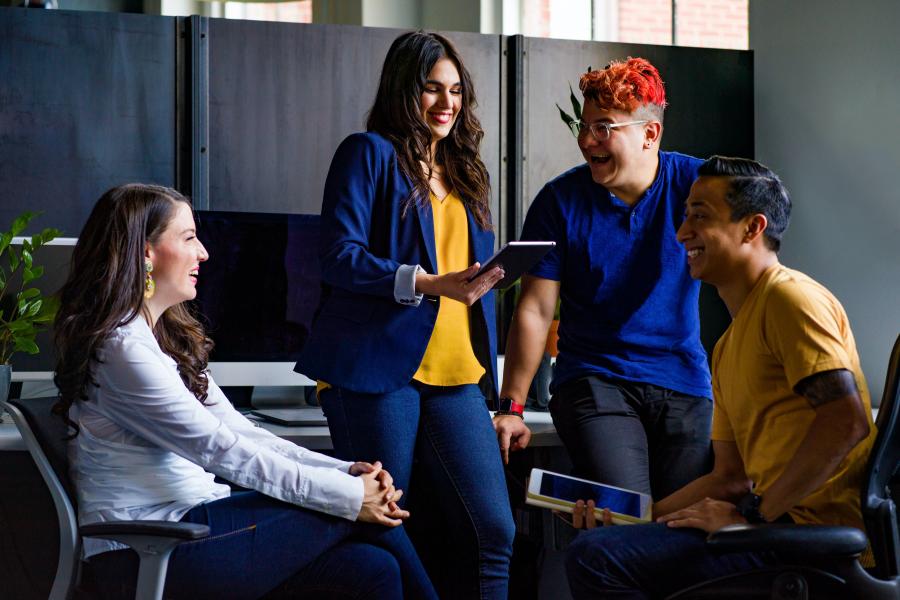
366 31 492 230
53 184 213 425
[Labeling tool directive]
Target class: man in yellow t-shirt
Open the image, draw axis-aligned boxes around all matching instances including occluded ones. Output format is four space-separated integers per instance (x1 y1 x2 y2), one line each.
564 156 875 599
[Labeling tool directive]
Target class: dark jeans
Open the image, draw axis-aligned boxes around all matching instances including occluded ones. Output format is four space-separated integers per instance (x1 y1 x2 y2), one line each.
566 522 775 599
320 383 515 600
550 375 713 499
89 491 437 600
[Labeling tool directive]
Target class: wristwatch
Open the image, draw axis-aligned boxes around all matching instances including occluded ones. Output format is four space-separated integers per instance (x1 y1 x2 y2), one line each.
736 492 766 524
495 396 525 419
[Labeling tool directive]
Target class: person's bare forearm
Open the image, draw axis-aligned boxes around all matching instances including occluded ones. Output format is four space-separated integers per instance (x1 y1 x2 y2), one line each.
501 306 553 403
758 397 869 521
653 471 750 518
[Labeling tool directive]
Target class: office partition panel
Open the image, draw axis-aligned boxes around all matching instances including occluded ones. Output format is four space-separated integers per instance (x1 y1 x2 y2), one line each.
0 8 177 237
206 20 503 222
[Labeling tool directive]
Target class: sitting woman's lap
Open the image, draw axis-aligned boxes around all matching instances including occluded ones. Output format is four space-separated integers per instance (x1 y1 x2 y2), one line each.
89 491 421 600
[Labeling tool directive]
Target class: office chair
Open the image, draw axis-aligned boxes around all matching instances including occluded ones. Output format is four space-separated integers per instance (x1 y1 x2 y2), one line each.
1 396 209 600
668 333 900 600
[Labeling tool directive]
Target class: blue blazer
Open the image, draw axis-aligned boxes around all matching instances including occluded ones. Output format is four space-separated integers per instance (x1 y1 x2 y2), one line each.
295 132 499 405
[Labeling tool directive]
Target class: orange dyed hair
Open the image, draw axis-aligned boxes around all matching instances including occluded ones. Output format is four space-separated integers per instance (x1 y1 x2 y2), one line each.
579 57 667 114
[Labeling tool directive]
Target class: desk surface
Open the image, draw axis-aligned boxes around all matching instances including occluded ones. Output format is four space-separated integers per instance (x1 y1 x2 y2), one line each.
0 410 560 452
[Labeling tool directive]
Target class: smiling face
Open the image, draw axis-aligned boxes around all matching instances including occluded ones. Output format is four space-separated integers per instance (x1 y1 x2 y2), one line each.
421 57 462 150
145 201 208 313
578 101 659 198
676 176 751 286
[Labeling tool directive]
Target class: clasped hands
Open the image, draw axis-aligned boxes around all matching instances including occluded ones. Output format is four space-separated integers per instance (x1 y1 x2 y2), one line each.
350 460 409 527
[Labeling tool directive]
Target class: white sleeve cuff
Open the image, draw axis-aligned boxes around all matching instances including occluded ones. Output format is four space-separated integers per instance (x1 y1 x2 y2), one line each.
394 264 426 307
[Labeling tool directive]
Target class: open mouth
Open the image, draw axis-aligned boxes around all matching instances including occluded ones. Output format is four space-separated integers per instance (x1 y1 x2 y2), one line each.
430 112 453 125
189 268 199 283
686 248 704 263
590 154 611 165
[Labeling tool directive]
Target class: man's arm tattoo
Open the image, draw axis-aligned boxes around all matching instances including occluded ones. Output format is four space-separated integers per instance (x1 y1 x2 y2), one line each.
794 369 859 407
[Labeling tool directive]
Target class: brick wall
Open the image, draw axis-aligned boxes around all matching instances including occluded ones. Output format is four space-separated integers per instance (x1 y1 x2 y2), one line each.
520 0 747 50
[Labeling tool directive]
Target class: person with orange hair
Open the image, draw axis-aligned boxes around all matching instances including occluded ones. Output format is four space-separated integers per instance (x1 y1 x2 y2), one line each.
494 58 713 502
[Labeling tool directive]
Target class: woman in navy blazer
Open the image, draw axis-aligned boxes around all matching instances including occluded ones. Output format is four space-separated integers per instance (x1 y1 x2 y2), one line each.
296 31 515 599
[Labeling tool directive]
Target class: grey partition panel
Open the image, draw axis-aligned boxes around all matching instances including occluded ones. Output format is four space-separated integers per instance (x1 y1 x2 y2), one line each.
206 20 502 221
0 8 176 237
520 39 754 356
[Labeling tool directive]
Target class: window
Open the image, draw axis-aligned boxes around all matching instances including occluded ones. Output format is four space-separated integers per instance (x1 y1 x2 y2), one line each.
505 0 747 50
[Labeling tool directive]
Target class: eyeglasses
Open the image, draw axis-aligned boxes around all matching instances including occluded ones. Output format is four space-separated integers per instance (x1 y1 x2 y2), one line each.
568 119 650 141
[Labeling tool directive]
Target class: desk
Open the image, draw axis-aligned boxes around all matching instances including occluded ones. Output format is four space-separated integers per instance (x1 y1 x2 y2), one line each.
0 410 560 452
251 410 560 450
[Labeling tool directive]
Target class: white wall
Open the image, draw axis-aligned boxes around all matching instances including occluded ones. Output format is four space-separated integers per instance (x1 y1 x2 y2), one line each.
751 0 900 403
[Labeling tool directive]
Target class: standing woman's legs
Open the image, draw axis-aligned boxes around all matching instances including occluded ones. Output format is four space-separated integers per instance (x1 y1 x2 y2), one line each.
416 384 515 600
320 384 421 495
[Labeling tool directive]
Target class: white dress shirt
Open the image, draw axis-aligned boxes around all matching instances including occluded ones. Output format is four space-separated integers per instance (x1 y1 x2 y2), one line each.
69 316 363 558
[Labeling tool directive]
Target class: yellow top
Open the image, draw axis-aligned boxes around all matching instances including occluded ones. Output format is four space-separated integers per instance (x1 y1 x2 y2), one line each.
712 265 876 543
412 191 485 386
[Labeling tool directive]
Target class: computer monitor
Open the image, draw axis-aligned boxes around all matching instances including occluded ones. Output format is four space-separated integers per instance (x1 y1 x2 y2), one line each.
4 238 76 397
192 211 320 395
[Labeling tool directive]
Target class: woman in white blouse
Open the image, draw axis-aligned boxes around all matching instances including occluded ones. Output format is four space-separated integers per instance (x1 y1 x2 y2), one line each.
52 184 437 599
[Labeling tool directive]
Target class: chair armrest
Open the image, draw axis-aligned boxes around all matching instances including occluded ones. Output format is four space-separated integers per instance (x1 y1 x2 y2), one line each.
707 524 868 557
80 520 210 540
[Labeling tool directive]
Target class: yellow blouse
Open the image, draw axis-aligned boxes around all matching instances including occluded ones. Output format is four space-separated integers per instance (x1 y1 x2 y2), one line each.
412 191 485 386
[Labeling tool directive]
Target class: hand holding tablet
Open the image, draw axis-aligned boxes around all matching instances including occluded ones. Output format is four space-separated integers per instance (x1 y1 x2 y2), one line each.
468 241 556 289
526 468 653 525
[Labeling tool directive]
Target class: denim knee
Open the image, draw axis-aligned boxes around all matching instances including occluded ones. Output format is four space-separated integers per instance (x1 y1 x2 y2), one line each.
564 529 630 598
476 508 516 561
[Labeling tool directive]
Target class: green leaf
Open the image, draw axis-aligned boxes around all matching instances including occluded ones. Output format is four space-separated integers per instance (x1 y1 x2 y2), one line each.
8 246 19 271
22 248 32 269
22 267 44 284
7 319 32 332
19 287 40 300
556 104 579 138
14 338 39 355
0 232 11 257
568 83 582 121
0 268 5 290
41 228 60 244
26 299 42 317
9 212 36 238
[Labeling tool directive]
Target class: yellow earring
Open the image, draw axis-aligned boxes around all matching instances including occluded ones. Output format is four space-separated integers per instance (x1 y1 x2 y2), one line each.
144 259 155 299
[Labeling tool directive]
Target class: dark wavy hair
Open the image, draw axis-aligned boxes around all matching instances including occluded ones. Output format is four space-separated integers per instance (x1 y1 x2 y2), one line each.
53 184 214 426
366 30 492 231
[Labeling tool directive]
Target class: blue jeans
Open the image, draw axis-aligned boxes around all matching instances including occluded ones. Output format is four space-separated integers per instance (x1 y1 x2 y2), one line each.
550 375 713 498
321 383 515 600
89 491 437 599
566 523 775 599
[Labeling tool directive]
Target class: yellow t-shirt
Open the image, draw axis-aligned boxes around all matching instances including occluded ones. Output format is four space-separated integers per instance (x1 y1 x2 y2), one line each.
412 191 485 386
711 264 876 533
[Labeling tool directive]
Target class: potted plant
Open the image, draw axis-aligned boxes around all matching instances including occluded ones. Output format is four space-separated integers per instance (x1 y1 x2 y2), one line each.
0 211 61 409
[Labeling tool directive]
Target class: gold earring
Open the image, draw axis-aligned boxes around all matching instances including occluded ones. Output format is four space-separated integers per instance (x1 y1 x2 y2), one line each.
144 259 155 299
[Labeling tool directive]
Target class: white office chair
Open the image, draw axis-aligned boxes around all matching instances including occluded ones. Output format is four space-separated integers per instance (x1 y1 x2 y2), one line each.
1 396 209 600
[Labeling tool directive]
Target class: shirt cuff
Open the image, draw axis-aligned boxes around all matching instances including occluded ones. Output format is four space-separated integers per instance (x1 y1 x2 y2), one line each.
394 264 426 307
301 467 365 522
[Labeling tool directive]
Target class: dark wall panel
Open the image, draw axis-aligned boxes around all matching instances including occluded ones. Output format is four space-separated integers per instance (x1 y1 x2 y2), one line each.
207 21 502 220
0 8 176 237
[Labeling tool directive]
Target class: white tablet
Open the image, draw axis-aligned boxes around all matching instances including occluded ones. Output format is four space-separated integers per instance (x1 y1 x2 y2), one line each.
526 468 653 525
469 241 556 289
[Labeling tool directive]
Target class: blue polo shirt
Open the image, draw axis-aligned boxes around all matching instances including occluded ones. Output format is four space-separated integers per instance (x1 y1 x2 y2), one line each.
520 151 711 398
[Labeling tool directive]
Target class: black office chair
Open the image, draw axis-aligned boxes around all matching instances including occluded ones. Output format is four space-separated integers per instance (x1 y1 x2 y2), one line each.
1 396 209 600
668 334 900 600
